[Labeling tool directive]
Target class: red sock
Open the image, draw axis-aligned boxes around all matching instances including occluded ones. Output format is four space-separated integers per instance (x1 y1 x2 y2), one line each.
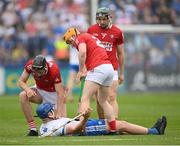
108 120 116 132
28 120 37 131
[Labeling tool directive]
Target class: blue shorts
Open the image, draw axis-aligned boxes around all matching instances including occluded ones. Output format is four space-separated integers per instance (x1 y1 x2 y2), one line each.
69 64 79 72
84 119 109 136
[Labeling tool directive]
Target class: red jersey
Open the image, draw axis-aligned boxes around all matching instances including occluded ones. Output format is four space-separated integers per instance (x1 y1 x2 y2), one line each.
87 24 124 70
25 60 62 92
74 33 110 71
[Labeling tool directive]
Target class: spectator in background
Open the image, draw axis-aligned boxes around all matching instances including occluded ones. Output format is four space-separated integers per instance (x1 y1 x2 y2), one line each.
54 33 69 67
0 0 179 69
156 1 176 25
12 42 28 66
162 36 179 71
148 47 163 68
134 33 151 52
0 28 16 66
162 48 177 71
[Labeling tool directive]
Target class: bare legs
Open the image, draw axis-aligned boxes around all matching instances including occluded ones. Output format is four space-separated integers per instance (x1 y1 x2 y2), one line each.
19 88 42 125
79 81 116 129
67 71 77 102
96 80 119 119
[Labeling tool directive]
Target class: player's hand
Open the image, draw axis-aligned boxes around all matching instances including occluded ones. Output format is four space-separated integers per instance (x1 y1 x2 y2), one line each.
76 72 86 84
83 108 92 119
26 89 37 97
118 74 124 85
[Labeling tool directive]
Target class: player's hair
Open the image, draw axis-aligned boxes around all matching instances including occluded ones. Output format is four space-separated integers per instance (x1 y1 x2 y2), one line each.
63 27 80 44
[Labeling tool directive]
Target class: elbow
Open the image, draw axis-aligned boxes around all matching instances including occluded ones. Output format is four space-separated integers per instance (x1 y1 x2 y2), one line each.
17 79 21 88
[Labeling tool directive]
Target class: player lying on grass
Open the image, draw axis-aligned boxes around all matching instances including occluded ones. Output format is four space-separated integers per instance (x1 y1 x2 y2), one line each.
36 102 167 137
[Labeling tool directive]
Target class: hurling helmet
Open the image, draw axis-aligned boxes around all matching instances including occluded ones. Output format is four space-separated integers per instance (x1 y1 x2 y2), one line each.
96 7 111 19
32 55 47 71
63 27 80 44
36 103 54 119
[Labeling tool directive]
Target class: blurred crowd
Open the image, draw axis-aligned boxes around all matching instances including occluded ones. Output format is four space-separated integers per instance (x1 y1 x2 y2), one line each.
99 0 180 25
0 0 179 70
125 33 180 72
0 0 89 67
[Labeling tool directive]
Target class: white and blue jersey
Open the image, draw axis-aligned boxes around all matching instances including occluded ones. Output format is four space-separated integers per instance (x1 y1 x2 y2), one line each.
84 119 109 136
39 118 109 137
39 117 79 136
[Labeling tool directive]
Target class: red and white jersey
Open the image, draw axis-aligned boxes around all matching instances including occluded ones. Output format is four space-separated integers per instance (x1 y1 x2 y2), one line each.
87 24 124 70
74 33 110 71
25 60 62 92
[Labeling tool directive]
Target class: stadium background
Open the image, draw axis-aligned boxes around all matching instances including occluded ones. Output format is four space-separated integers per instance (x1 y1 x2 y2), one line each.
0 0 179 94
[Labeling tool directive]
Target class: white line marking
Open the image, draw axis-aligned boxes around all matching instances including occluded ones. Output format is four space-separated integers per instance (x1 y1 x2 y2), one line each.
67 138 136 141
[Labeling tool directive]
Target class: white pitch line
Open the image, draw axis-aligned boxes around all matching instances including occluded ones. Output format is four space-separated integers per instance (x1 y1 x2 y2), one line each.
3 145 180 146
66 138 137 142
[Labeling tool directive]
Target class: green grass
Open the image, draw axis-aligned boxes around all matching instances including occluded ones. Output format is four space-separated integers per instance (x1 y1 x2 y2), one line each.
0 92 180 145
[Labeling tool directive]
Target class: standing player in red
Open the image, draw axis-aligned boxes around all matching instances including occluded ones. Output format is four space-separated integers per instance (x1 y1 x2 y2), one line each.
63 28 116 133
18 55 67 136
87 7 125 119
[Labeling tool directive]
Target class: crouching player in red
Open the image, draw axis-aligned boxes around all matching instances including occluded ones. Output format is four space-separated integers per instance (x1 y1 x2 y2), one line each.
18 55 67 136
37 103 167 137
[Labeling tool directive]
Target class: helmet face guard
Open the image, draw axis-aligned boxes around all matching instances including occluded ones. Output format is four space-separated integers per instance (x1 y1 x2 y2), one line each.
32 55 47 76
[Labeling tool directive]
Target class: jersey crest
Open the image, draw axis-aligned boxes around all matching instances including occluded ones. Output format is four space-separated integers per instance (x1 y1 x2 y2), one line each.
101 33 107 39
110 34 114 39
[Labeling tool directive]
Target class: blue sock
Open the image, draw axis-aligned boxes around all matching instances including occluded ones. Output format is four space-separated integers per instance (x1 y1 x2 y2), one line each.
148 128 159 135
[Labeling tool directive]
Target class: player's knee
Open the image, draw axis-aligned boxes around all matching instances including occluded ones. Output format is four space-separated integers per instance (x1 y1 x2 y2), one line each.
119 121 128 131
109 94 116 102
19 91 28 102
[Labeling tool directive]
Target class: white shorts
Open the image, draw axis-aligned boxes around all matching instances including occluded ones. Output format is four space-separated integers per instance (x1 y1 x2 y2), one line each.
113 70 118 81
85 64 114 86
37 88 58 106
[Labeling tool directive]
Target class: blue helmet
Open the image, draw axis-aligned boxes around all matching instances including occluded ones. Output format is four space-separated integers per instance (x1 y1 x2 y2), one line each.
36 103 54 119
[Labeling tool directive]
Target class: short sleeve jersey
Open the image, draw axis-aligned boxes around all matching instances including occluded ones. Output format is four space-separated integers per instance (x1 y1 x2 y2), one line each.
25 60 62 92
74 33 111 71
39 118 79 136
87 24 124 70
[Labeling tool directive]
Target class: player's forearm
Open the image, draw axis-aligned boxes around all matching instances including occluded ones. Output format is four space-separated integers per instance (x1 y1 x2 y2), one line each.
56 96 67 117
73 117 87 134
118 47 125 75
78 52 86 72
119 58 124 75
17 80 30 92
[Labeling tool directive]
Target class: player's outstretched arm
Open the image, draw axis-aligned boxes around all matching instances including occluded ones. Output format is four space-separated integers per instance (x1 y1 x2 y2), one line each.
66 108 92 135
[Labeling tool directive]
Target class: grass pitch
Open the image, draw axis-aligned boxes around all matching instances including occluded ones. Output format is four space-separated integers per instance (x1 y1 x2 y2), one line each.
0 92 180 145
